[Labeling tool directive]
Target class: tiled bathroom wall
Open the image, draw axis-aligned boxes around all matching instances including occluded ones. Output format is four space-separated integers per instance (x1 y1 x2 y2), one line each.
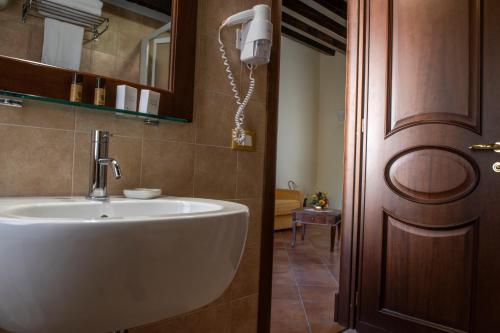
0 0 270 331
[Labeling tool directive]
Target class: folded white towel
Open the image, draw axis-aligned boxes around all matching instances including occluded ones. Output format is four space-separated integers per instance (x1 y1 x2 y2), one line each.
41 18 84 70
46 0 102 16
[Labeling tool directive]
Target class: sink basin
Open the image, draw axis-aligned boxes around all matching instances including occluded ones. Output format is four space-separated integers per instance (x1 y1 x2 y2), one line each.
0 197 249 333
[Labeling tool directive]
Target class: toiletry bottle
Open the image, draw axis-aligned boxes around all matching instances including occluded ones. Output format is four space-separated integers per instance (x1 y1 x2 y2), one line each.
70 73 83 103
94 78 106 106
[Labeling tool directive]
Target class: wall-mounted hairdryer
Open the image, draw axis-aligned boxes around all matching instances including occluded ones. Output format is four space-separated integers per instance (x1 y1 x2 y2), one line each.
220 4 273 67
218 4 273 145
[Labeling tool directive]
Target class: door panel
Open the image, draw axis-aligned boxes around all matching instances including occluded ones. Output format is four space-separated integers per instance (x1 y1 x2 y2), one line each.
388 0 481 135
357 0 500 332
385 146 480 204
381 212 477 332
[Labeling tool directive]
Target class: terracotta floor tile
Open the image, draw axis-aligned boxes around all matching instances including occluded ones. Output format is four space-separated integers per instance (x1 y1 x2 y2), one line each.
287 241 317 252
272 283 300 301
274 249 290 264
271 320 310 333
271 227 342 332
299 285 337 303
326 264 340 282
273 265 296 285
288 251 324 265
302 300 335 323
309 322 345 333
271 299 307 322
293 264 336 287
274 239 288 249
319 252 341 265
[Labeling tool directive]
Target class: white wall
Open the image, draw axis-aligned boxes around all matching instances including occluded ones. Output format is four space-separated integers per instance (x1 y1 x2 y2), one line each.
276 36 346 209
316 53 346 209
276 36 320 195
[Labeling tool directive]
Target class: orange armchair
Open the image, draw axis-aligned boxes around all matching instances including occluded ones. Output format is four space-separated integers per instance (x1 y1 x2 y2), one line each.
274 189 304 230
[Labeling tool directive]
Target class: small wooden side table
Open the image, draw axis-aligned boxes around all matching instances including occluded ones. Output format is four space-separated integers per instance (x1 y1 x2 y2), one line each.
291 208 342 252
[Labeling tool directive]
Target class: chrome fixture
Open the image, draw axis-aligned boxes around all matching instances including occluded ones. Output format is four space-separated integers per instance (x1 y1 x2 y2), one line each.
22 0 110 43
88 130 122 201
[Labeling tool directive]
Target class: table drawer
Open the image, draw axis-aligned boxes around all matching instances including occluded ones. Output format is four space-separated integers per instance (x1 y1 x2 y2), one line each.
300 214 327 223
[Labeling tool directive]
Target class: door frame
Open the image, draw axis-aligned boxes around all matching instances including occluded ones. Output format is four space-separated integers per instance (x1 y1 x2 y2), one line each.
257 0 367 331
336 0 367 328
257 0 282 331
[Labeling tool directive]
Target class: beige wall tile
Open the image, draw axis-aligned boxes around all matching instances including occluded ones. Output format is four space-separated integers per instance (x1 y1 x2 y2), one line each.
194 145 237 199
243 0 271 7
72 132 91 195
195 90 235 147
90 50 117 78
117 32 141 62
230 245 260 300
237 152 264 199
75 110 144 137
0 101 75 130
0 125 73 196
203 287 232 309
129 313 196 333
80 48 93 73
141 140 195 197
195 35 242 97
0 23 30 59
194 303 232 333
197 0 243 40
241 65 268 104
244 100 267 152
27 26 43 62
143 121 195 143
115 53 141 83
0 0 23 20
230 294 259 333
88 29 119 57
233 199 262 247
102 4 123 34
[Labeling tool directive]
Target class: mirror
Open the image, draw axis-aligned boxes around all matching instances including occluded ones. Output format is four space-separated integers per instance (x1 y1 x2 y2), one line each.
140 22 171 90
0 0 172 90
0 0 197 121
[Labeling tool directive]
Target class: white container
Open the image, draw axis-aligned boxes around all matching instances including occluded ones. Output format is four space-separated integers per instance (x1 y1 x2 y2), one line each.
115 85 138 112
139 89 161 115
123 188 162 200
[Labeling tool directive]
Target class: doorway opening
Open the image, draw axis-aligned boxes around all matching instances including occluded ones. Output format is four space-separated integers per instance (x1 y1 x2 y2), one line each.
269 3 347 331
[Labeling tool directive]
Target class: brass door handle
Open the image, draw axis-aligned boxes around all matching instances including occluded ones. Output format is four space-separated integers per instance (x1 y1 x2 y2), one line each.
469 142 500 152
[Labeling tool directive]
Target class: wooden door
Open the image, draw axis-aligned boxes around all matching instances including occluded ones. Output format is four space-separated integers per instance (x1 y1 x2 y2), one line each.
356 0 500 332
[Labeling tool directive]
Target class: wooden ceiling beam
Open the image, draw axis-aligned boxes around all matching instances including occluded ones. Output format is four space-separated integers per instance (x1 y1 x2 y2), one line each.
311 0 347 20
282 12 346 53
282 26 336 56
283 0 346 39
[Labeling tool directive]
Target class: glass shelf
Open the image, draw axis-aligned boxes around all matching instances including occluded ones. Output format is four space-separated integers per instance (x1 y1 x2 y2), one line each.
0 90 189 123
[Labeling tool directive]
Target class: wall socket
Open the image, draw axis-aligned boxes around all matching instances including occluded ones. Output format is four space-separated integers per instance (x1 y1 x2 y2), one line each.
231 130 256 151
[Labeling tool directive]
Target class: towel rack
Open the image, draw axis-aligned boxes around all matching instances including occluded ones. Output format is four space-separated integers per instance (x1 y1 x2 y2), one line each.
22 0 110 42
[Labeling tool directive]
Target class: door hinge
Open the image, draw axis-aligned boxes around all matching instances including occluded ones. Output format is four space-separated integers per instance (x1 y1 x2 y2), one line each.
355 291 360 307
361 117 366 133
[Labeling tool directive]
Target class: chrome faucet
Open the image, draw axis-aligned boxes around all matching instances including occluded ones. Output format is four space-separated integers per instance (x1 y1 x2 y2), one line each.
87 130 122 201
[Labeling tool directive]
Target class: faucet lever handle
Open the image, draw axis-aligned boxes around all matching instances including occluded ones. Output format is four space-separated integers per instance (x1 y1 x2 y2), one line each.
110 159 122 179
98 158 122 179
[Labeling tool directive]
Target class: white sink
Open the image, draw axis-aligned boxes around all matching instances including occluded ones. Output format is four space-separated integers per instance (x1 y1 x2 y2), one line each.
0 197 249 333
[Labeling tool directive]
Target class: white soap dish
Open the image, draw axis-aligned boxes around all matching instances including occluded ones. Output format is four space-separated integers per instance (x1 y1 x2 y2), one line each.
123 188 162 200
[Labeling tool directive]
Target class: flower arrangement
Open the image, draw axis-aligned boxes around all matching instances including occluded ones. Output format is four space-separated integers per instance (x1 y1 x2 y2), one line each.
310 191 329 210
